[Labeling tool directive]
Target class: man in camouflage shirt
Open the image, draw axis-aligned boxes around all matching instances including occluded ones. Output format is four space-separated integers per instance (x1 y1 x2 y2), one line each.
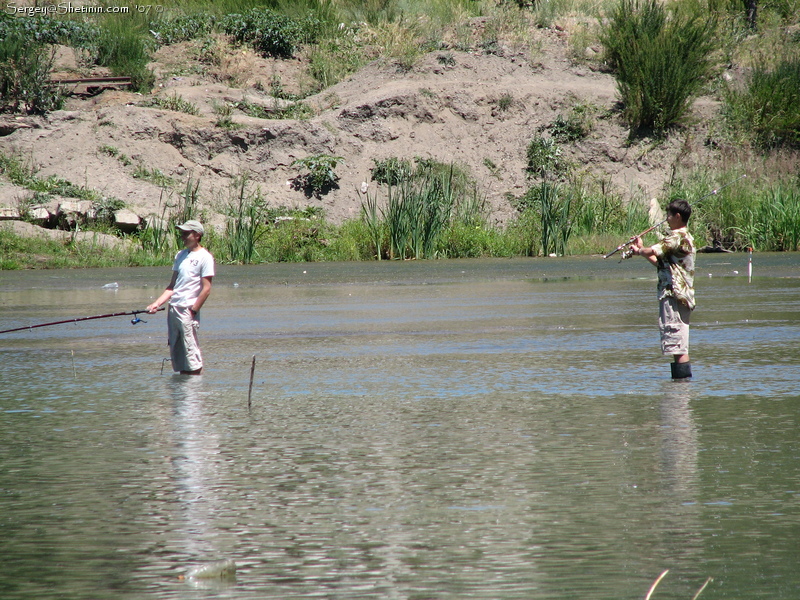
630 199 696 379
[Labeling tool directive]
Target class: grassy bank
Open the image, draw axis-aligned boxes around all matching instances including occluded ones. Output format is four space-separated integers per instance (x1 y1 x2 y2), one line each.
6 160 800 270
2 0 799 268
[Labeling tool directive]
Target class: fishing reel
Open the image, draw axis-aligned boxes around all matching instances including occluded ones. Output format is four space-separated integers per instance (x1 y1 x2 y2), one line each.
620 245 636 260
131 315 147 325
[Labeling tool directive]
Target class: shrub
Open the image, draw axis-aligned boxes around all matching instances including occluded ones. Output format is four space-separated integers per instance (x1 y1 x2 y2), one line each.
0 32 63 114
0 13 99 50
601 0 718 133
292 154 344 197
525 136 568 178
551 102 596 142
723 55 800 148
221 8 320 58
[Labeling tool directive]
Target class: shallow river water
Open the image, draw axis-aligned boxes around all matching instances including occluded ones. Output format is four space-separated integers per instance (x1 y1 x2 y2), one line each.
1 255 798 600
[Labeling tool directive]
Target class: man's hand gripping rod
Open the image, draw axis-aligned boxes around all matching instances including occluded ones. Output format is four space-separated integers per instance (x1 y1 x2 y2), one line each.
603 174 747 261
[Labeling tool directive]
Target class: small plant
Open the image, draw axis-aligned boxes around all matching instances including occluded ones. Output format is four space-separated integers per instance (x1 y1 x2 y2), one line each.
196 35 223 66
234 99 314 120
550 102 596 142
98 145 131 166
132 163 175 188
370 157 414 186
437 52 456 67
212 100 240 129
526 136 568 178
497 93 514 111
145 93 200 116
291 154 344 198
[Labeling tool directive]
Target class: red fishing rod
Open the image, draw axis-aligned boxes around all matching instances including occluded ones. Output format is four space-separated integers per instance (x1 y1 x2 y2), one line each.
0 307 165 335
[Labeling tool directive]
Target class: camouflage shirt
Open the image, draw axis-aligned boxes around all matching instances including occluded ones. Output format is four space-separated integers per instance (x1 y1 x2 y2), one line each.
652 226 696 310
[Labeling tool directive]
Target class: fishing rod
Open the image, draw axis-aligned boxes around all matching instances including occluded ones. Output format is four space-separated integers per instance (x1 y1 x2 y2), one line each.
603 174 748 260
0 307 165 335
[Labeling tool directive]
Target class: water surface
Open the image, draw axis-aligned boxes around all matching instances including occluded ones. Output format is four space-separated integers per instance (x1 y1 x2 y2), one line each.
1 255 798 599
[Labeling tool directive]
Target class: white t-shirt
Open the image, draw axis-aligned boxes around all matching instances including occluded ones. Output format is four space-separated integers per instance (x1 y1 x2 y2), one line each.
170 247 215 308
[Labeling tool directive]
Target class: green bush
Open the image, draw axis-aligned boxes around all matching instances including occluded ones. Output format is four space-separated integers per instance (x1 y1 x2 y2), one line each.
0 13 99 50
292 154 344 197
525 136 568 178
723 55 800 148
601 0 718 133
221 8 320 58
551 103 595 142
0 32 63 114
151 13 217 45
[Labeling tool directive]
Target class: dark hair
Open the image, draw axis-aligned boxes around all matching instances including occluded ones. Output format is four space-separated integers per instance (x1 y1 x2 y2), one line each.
667 199 691 224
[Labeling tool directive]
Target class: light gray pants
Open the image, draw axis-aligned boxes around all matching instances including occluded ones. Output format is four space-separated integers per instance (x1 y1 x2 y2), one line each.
167 305 202 372
659 296 692 356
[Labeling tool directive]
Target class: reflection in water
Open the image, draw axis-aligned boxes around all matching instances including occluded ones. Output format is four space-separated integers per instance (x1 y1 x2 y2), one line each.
167 376 220 555
656 381 704 596
659 381 699 500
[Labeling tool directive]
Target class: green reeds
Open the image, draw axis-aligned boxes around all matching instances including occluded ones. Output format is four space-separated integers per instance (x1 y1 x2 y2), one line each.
738 183 800 251
220 175 269 264
668 168 800 251
383 166 456 259
538 182 573 256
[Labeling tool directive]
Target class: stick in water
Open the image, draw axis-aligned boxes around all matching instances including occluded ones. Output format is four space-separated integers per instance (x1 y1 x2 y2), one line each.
248 355 256 410
645 570 669 600
691 577 713 600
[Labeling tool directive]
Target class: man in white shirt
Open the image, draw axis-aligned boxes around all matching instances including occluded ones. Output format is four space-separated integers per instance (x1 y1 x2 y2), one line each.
147 220 215 375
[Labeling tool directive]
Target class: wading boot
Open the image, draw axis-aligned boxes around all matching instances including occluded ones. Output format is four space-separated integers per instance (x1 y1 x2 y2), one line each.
670 362 692 379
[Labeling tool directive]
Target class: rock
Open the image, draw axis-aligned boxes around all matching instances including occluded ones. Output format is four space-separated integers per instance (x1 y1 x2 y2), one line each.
57 199 96 226
114 209 141 233
28 206 52 224
0 206 21 220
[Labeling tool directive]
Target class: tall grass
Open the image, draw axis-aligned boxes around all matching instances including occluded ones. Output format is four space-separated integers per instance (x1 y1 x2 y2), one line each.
95 12 156 92
667 168 800 251
601 0 718 133
538 182 573 256
723 53 800 148
367 161 486 259
219 175 269 264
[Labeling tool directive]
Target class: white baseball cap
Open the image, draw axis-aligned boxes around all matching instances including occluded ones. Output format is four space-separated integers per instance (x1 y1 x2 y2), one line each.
176 220 204 235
